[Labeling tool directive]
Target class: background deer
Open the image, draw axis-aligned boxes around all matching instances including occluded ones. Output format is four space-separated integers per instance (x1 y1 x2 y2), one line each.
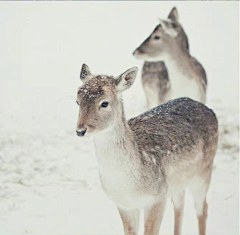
76 64 218 235
133 7 207 109
141 61 171 109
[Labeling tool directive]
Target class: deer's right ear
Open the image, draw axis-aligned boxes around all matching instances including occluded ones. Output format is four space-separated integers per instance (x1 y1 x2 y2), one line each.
115 67 138 92
80 64 91 81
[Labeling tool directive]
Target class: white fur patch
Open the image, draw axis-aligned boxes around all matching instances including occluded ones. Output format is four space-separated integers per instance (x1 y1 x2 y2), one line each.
164 59 205 102
94 130 156 210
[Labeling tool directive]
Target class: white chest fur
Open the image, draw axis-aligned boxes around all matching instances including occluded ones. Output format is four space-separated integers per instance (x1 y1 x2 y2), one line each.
165 58 205 103
94 135 156 210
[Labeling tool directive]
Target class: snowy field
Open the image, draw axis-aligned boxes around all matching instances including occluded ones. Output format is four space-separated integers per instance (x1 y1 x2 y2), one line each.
0 2 239 235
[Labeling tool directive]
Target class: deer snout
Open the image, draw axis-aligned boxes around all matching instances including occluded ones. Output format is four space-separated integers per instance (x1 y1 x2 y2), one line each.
133 48 144 57
133 49 139 56
76 123 87 137
76 128 87 137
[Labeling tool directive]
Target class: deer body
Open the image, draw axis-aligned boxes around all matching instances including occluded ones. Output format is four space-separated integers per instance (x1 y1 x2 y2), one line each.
94 98 216 208
142 61 171 108
134 7 207 108
76 64 218 235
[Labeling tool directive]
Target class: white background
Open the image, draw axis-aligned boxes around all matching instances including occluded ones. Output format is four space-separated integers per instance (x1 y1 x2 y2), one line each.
0 2 239 235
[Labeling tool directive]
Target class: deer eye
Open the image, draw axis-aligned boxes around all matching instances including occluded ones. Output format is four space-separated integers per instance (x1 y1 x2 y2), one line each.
76 101 79 105
154 35 160 40
101 102 109 108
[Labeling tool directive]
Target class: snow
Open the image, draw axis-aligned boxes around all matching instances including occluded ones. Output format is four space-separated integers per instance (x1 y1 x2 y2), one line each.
0 2 239 235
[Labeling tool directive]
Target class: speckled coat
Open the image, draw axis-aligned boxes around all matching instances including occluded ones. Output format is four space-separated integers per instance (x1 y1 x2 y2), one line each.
128 98 218 197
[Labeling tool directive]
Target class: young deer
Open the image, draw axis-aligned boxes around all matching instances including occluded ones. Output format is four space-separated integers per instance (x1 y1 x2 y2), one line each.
76 64 218 235
133 7 207 108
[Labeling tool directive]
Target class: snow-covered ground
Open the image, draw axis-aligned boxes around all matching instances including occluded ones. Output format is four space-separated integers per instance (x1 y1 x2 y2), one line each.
0 2 239 235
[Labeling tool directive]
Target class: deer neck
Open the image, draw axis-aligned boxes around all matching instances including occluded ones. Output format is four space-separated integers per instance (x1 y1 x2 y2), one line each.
164 47 193 81
93 106 136 167
162 47 201 100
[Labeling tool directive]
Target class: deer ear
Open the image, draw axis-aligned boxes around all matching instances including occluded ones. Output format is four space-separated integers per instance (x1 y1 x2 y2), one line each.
159 19 178 38
115 67 138 92
168 7 179 22
80 64 91 81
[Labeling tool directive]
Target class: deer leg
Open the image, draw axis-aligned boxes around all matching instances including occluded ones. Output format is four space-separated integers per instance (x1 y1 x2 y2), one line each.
172 190 185 235
118 208 140 235
144 199 166 235
189 171 212 235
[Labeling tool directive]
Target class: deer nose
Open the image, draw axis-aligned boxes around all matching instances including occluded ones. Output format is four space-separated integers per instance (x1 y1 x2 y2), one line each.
76 128 87 137
133 49 142 56
133 49 138 56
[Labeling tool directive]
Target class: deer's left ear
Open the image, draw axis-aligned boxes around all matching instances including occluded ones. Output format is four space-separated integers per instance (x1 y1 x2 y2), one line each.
168 7 179 22
80 64 91 81
115 67 138 92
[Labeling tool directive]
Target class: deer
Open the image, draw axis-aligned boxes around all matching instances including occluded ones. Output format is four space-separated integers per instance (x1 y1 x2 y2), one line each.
76 64 218 235
133 7 207 109
141 61 171 109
